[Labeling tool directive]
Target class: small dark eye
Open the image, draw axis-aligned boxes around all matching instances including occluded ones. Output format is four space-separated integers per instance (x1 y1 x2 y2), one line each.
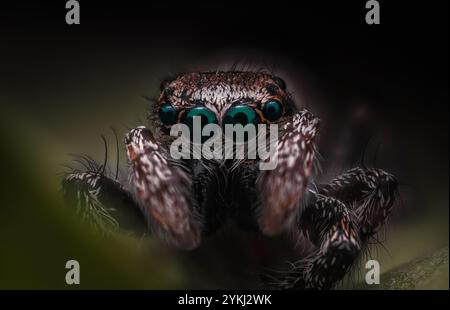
159 103 178 125
223 105 259 126
262 100 283 122
273 76 286 91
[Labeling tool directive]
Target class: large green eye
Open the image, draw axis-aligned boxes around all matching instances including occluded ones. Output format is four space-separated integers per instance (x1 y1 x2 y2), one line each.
184 106 218 126
223 105 259 126
262 100 283 122
182 107 218 140
159 103 178 125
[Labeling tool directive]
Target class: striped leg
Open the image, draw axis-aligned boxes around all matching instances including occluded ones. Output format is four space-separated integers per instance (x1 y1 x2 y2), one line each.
257 110 320 235
281 194 361 289
318 167 398 241
277 167 398 289
125 126 201 250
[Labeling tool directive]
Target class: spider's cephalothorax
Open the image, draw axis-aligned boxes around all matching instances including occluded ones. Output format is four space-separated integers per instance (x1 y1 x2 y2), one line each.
63 71 398 289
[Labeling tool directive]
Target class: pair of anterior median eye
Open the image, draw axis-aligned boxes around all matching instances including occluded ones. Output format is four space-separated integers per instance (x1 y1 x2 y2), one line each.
159 101 283 127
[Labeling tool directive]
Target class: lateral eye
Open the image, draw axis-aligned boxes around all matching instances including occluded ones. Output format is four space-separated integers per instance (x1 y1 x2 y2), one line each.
223 104 259 126
262 100 283 122
159 103 178 125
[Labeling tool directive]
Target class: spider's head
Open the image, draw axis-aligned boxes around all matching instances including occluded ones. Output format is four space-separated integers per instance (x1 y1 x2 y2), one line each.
153 72 296 146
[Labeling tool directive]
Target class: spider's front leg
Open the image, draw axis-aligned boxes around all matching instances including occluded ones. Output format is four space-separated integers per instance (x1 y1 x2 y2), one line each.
125 126 202 250
256 109 398 289
256 109 320 234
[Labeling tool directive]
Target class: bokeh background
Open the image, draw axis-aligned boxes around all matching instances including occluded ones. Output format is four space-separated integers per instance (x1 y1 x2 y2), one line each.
0 1 448 289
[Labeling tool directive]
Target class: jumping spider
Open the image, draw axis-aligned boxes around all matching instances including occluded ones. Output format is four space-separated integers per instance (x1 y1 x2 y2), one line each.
63 71 398 289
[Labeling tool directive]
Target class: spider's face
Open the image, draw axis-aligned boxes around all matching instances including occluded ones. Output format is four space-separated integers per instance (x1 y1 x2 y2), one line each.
155 72 293 141
122 71 320 249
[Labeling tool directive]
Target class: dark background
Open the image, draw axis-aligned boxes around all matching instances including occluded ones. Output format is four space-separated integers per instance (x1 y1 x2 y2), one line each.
0 1 448 289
